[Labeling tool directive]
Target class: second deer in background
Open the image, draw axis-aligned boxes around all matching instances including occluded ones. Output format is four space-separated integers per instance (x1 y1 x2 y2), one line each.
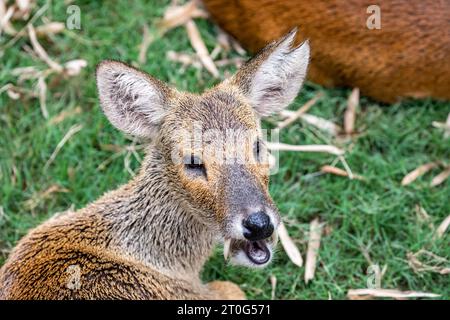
203 0 450 103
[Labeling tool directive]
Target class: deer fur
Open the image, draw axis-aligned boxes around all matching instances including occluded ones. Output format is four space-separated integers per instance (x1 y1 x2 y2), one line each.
203 0 450 103
0 31 310 300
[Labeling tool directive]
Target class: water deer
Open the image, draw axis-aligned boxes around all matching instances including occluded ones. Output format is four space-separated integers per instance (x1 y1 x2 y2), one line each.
203 0 450 103
0 30 310 299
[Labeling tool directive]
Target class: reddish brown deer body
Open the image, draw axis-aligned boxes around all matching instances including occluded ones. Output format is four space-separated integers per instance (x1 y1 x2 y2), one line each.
0 31 309 299
203 0 450 102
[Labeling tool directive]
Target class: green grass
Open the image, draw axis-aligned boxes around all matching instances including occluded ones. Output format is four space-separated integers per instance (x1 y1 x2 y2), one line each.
1 0 449 299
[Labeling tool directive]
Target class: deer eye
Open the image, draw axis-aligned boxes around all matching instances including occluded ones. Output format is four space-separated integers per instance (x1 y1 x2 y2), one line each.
184 154 207 178
253 139 263 163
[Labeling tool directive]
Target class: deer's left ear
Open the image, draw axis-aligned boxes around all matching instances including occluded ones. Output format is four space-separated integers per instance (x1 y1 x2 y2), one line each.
230 29 310 117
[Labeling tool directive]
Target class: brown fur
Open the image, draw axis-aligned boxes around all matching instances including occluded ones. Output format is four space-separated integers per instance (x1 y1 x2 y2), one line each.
0 32 310 299
0 103 248 300
203 0 450 102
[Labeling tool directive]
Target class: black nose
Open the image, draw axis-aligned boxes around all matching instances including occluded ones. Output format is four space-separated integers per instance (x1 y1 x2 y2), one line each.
242 211 274 241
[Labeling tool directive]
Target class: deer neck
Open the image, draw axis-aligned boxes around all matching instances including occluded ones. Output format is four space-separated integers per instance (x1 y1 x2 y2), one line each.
103 149 216 278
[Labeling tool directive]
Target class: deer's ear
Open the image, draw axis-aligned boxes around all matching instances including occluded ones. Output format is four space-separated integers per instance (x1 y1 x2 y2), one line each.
96 61 172 137
231 29 310 117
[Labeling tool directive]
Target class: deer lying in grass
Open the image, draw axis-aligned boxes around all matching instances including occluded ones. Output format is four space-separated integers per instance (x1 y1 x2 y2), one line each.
0 30 309 299
203 0 450 103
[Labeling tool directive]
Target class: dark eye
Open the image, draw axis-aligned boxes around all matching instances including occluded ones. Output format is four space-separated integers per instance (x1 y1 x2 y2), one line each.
184 154 207 178
253 139 263 162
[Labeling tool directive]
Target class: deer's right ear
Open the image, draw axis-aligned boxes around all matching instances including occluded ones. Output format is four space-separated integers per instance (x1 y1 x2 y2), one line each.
96 61 172 137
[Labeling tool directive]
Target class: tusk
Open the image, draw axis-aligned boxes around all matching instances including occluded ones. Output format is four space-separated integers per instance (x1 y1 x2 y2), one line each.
272 231 279 245
223 239 231 260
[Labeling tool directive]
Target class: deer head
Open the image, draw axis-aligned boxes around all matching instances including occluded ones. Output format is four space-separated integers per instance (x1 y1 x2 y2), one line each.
96 29 309 268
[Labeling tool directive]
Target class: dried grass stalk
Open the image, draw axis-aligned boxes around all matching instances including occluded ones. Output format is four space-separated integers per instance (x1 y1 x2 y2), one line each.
214 57 245 68
0 3 16 36
0 83 37 98
185 19 219 77
270 275 277 300
138 23 153 65
24 184 69 210
267 142 344 156
339 155 356 180
7 88 20 99
436 214 450 238
0 206 5 222
414 204 434 230
278 222 303 267
302 114 342 136
347 288 440 299
1 84 19 99
433 113 450 139
159 0 208 33
49 106 82 125
230 37 246 56
407 249 449 275
321 165 364 180
3 3 48 50
277 93 322 129
216 29 231 51
14 0 33 20
35 22 65 37
28 24 63 72
430 166 450 187
16 0 32 11
44 124 83 170
401 162 439 186
37 76 48 118
279 111 342 136
440 268 450 274
446 113 450 139
64 59 88 76
166 50 202 69
321 165 347 177
304 218 322 283
11 65 39 78
0 83 12 95
344 88 359 134
209 44 221 60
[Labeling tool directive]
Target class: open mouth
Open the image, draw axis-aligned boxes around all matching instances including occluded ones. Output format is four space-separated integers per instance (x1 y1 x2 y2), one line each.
223 235 276 267
244 240 271 264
